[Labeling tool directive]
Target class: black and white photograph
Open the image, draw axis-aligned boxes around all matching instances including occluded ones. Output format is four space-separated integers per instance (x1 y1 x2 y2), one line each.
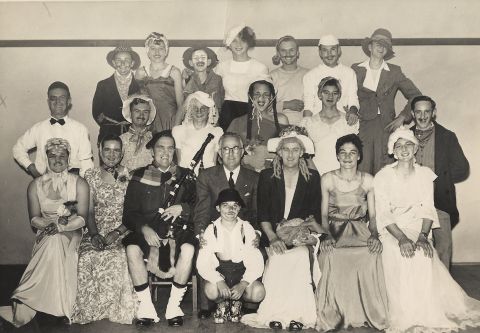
0 0 479 332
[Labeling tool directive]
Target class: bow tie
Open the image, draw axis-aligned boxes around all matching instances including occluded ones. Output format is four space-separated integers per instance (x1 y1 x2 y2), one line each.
50 118 65 125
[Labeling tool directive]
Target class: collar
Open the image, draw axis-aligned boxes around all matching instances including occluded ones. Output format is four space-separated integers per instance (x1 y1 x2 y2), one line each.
49 115 69 121
358 59 390 71
223 165 240 178
212 216 246 229
114 71 133 81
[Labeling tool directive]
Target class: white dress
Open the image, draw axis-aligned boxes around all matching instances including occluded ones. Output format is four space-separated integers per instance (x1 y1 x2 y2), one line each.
241 184 318 329
374 163 480 333
300 112 358 175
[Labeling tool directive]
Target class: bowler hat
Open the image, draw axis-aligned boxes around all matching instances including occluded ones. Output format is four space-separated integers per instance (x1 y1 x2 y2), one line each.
215 188 245 208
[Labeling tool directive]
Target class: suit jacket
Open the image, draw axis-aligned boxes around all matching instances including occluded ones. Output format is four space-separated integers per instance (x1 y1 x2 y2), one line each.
352 62 421 123
411 122 469 227
257 168 322 245
92 74 140 141
193 165 259 235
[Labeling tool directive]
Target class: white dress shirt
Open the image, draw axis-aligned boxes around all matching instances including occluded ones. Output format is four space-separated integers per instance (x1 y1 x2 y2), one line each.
12 116 94 176
223 165 240 184
357 59 390 92
303 63 359 115
197 217 264 285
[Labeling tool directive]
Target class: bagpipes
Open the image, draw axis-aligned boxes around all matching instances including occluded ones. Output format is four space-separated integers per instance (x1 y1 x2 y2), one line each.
151 133 215 240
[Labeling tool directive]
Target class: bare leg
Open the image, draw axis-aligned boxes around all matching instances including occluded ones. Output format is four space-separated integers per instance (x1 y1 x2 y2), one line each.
243 281 266 303
126 245 148 286
173 243 194 285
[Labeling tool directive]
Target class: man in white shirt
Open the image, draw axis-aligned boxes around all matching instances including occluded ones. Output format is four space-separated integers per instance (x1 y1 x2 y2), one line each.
303 35 359 125
12 81 94 177
197 188 265 324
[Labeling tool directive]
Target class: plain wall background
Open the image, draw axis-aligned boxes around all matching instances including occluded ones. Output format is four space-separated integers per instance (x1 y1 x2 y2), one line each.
0 0 479 264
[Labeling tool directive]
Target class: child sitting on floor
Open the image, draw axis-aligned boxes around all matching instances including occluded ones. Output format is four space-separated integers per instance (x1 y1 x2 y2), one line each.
196 188 265 323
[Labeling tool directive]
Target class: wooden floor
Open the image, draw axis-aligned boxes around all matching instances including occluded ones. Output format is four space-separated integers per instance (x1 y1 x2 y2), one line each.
1 265 480 333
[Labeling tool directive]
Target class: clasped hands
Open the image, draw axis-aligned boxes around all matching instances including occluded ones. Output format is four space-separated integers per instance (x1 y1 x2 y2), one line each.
91 229 121 251
216 280 248 300
398 234 433 258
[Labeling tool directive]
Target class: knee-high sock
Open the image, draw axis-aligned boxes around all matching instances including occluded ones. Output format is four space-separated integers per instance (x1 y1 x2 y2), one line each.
135 288 160 322
165 284 187 319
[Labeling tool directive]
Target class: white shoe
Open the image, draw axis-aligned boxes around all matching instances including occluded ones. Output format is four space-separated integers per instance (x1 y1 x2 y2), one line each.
165 285 187 320
136 289 159 323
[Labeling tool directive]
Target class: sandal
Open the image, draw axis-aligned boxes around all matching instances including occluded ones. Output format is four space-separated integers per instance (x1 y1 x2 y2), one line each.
288 320 304 331
269 321 283 329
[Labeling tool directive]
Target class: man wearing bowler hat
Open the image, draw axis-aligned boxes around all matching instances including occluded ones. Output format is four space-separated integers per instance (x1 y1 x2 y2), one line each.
352 28 421 175
182 46 224 112
92 45 141 144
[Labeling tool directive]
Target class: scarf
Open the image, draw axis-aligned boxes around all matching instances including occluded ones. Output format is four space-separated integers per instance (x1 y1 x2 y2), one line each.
414 124 434 149
41 169 69 198
128 127 150 154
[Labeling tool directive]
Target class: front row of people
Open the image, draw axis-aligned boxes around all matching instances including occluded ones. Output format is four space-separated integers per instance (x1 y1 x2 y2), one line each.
2 126 480 332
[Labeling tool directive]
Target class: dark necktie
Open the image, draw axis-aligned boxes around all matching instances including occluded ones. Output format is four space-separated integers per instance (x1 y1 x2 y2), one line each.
50 118 65 125
228 171 235 189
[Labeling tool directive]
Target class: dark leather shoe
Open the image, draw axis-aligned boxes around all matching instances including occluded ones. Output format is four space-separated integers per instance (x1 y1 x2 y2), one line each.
167 316 183 327
269 321 283 329
197 309 211 319
135 318 155 327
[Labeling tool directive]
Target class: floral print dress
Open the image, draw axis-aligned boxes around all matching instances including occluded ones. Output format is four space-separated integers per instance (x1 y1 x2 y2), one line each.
72 168 135 324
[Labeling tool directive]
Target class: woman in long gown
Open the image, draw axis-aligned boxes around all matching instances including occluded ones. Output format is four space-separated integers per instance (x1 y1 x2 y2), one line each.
374 127 480 333
228 79 288 172
72 135 135 324
135 32 184 132
6 138 89 327
241 127 323 331
316 134 388 331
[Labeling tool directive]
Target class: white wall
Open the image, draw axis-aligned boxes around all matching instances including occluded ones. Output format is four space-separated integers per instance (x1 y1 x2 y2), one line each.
0 0 479 263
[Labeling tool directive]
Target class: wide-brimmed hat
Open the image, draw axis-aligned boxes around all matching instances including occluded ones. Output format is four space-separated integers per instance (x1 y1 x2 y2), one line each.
267 126 314 155
106 45 141 70
182 47 218 70
387 126 419 155
215 188 245 208
361 28 395 60
122 94 157 125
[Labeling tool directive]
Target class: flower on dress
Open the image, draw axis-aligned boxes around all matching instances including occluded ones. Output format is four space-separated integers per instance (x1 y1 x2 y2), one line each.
56 200 78 225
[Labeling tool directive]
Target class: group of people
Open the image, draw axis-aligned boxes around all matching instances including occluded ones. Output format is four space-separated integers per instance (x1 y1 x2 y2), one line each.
3 24 479 333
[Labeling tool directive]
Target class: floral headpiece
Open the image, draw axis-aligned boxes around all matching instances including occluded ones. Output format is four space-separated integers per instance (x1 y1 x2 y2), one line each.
267 125 314 154
145 32 169 53
45 137 71 155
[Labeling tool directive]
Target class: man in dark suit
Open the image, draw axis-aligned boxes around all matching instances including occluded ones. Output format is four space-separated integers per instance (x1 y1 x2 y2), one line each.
92 45 141 144
352 28 421 175
193 131 259 318
410 95 469 269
